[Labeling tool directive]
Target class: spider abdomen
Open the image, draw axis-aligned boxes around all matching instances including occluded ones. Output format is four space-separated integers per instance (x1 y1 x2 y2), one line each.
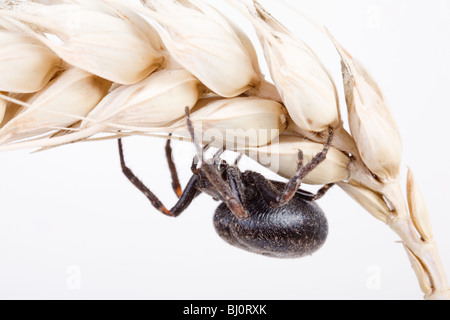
213 193 328 259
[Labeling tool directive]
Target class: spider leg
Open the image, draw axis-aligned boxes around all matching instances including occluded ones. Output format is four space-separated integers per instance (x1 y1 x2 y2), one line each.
184 107 249 220
275 126 334 206
191 156 199 174
225 166 248 209
275 149 304 205
119 139 200 217
212 149 225 167
165 134 182 198
243 171 333 206
243 127 334 207
234 153 243 166
312 183 335 201
191 143 218 175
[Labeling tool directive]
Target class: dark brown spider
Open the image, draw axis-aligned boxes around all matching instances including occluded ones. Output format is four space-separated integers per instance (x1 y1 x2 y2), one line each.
118 107 334 258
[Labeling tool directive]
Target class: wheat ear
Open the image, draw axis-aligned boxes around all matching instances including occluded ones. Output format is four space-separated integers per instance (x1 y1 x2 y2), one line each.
0 0 447 299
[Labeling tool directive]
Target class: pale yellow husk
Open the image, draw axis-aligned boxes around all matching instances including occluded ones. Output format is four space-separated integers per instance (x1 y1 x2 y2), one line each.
0 92 32 129
75 0 166 52
242 1 339 132
0 1 164 84
0 68 111 144
407 168 433 241
338 181 391 224
0 94 287 151
330 34 402 181
170 96 288 148
81 69 203 129
403 245 433 297
0 29 61 93
140 0 261 97
239 135 350 185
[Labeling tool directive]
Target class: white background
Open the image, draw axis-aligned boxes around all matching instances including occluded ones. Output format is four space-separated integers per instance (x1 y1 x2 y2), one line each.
0 0 449 300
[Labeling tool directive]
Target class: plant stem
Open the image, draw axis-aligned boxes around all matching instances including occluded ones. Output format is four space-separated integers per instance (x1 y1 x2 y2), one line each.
348 160 449 300
384 183 450 300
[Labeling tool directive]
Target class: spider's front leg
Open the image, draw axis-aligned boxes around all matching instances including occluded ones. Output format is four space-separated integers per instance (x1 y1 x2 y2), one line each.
184 107 249 220
165 134 183 198
118 139 200 217
274 126 335 206
243 127 335 207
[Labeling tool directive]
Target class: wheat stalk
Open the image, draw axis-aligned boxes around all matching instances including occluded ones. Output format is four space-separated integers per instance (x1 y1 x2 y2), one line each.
0 0 448 299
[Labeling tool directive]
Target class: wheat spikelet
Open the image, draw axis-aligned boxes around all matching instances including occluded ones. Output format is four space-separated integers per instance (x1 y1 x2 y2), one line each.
79 68 203 130
236 1 340 133
168 96 288 148
0 1 164 84
0 67 111 144
0 0 447 300
0 28 61 93
141 0 262 97
329 33 402 181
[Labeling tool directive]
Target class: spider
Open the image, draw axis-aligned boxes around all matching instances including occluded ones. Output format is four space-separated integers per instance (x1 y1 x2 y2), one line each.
118 107 334 258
